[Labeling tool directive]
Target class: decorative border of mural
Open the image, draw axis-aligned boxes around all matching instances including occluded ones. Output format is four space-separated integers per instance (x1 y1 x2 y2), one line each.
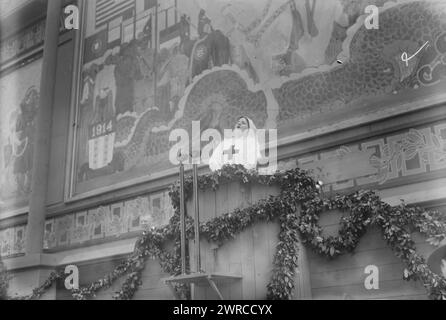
278 121 446 193
0 2 74 73
0 18 46 70
268 0 406 89
0 189 174 258
0 224 26 258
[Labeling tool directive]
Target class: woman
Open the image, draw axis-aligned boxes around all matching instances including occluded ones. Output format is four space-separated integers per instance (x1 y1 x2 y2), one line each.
208 116 262 172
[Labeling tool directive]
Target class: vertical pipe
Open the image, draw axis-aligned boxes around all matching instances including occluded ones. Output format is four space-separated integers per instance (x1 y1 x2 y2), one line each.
133 0 136 40
193 163 201 272
67 0 85 199
174 0 178 23
25 0 62 255
153 0 158 107
179 161 186 274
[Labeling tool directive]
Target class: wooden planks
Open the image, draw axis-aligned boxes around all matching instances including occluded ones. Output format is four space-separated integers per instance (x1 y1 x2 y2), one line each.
308 212 438 299
185 181 281 300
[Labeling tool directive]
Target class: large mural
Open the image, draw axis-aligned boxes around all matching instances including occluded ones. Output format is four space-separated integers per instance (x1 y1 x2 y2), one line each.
0 59 41 211
71 0 446 197
0 189 175 257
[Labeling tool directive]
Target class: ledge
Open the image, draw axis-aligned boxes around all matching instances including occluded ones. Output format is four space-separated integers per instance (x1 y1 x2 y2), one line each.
3 253 59 271
380 177 446 207
3 237 137 271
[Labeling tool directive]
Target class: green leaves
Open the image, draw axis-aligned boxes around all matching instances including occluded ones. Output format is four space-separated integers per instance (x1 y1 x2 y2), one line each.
298 188 446 300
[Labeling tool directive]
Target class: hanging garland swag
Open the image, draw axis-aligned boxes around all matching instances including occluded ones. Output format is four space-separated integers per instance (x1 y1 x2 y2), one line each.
5 165 446 300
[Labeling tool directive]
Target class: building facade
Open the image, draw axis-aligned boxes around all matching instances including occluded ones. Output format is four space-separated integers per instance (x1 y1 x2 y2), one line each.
1 0 446 299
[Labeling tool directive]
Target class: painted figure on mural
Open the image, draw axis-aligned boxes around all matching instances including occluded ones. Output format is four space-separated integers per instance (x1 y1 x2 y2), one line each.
93 88 115 123
140 16 153 50
78 67 98 176
77 64 123 181
136 16 155 81
134 23 157 114
218 0 350 80
179 14 191 55
198 9 212 39
178 11 231 83
209 116 262 172
189 10 213 81
0 114 18 199
220 5 259 83
156 45 189 119
12 86 39 194
155 48 173 120
274 0 308 76
106 41 143 116
92 63 116 120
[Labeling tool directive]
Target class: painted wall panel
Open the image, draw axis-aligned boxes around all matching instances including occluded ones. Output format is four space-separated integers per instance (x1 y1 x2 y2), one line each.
68 0 446 200
0 58 42 213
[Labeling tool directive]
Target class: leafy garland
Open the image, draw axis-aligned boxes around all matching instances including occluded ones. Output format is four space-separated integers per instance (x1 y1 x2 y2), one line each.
4 165 446 300
298 192 446 299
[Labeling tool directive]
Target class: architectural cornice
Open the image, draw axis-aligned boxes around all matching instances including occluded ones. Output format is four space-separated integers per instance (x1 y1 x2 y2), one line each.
3 237 137 271
0 0 46 40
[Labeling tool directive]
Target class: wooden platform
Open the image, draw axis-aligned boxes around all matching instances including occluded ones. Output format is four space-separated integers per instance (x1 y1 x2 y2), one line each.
163 273 242 300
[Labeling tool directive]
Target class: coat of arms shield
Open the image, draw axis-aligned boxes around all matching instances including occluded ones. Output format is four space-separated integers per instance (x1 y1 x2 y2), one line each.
88 118 115 170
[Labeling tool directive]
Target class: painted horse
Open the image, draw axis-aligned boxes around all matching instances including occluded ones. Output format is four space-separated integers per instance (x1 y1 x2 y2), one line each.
179 14 231 82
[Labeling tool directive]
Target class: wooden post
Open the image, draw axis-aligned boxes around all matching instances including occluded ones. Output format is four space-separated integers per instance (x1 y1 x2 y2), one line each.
193 163 201 272
179 162 186 274
25 0 62 254
295 236 312 299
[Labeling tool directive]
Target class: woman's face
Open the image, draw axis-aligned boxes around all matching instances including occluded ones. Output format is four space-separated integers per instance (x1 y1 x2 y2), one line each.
235 117 249 131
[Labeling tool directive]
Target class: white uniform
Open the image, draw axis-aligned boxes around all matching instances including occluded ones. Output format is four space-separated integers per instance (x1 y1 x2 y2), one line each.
208 117 261 171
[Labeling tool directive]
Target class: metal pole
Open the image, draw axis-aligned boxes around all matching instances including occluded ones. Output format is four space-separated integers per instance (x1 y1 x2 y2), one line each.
153 0 158 106
25 0 62 254
179 161 186 275
193 163 201 273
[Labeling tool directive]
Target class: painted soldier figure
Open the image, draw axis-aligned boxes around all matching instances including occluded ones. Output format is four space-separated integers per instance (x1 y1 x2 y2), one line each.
13 87 39 194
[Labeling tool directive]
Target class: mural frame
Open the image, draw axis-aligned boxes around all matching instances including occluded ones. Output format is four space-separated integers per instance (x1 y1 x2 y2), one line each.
65 0 87 203
65 0 446 203
65 0 186 203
